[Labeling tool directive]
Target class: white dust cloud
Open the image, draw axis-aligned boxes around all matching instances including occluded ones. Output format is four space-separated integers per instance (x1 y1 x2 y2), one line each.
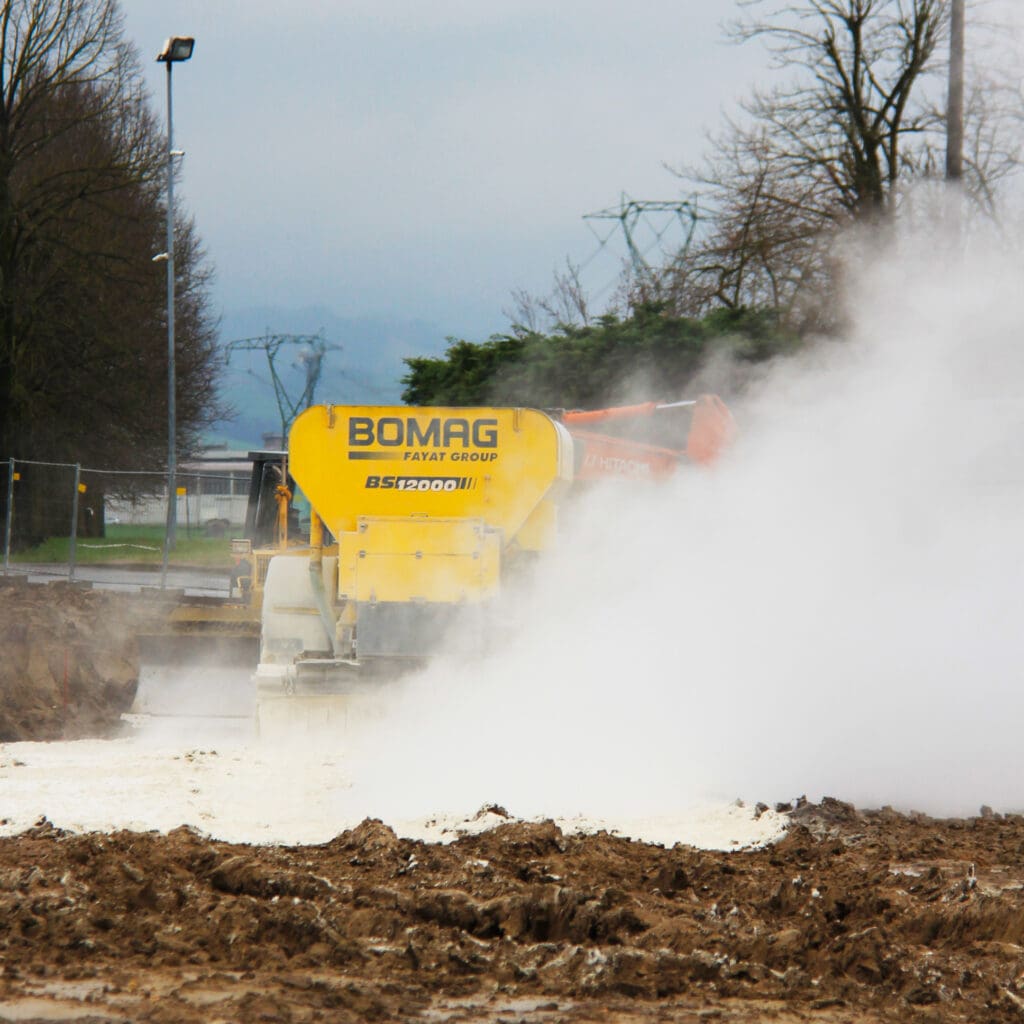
346 218 1024 820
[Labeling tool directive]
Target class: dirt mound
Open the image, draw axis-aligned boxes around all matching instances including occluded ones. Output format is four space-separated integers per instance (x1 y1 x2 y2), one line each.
0 581 160 742
2 802 1024 1021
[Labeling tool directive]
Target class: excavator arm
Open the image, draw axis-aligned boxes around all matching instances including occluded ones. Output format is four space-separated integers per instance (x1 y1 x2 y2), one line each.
561 394 735 481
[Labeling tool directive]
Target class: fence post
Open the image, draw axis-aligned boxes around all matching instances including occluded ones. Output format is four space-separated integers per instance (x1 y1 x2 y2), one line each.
160 470 170 589
69 463 81 583
3 459 13 575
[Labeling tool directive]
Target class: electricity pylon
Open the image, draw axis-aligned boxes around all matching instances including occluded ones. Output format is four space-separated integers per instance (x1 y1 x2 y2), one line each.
226 331 340 443
583 194 699 278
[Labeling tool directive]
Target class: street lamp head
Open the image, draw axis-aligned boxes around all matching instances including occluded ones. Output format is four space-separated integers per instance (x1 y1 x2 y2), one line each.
157 36 195 62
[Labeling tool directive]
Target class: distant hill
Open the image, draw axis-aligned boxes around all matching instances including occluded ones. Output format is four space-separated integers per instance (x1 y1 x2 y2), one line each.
208 306 450 448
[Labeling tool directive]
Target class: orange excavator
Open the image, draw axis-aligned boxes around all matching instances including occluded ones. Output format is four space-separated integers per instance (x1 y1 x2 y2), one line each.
560 393 735 481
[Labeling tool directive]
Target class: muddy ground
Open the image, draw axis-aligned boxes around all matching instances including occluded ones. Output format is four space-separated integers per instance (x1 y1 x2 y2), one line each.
0 579 165 743
4 582 1024 1022
5 806 1024 1022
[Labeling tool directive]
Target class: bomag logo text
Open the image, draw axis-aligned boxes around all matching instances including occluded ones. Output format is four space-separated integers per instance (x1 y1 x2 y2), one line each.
348 416 498 449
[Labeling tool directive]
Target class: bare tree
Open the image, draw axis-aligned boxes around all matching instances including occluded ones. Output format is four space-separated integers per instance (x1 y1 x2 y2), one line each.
734 0 946 214
0 0 220 465
668 121 838 325
498 2 1020 338
668 0 1018 327
505 258 594 335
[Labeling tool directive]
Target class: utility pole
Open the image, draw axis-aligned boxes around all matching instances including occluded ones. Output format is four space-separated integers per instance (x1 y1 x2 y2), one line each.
946 0 965 182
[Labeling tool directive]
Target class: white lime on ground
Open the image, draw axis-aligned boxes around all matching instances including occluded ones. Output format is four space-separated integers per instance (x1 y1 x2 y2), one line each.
0 725 786 851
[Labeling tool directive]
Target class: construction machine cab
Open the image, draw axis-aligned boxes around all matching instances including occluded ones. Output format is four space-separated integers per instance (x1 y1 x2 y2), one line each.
243 451 295 548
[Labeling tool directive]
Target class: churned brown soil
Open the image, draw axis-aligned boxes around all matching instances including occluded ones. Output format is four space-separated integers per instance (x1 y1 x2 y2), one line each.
2 803 1024 1022
4 582 1024 1021
0 580 166 743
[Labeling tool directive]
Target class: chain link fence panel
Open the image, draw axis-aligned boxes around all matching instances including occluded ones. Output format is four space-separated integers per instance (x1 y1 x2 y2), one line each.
1 459 252 593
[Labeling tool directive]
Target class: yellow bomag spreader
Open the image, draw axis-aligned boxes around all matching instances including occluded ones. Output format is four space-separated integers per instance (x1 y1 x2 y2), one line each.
134 397 730 727
252 404 573 729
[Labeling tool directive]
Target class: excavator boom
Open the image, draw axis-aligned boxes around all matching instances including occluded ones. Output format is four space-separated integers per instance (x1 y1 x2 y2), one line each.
563 393 735 480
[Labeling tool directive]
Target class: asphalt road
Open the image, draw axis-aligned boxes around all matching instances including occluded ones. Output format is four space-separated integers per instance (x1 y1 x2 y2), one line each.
2 563 232 597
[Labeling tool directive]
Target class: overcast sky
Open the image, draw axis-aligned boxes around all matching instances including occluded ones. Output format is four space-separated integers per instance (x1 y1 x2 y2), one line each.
121 1 770 341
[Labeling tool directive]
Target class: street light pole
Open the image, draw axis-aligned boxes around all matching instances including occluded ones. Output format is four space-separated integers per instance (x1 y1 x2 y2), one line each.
156 36 194 588
946 0 965 183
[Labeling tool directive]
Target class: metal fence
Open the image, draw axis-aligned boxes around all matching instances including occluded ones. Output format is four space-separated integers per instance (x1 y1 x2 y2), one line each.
1 457 250 593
